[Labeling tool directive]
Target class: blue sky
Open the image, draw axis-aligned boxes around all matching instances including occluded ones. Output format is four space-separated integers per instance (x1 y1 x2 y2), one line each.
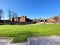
0 0 60 19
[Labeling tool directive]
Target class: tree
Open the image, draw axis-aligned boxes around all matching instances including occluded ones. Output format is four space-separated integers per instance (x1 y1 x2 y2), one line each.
8 10 18 22
0 10 3 20
8 10 11 21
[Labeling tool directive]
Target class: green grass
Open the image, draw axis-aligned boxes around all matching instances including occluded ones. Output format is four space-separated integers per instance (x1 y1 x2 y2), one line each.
0 24 60 42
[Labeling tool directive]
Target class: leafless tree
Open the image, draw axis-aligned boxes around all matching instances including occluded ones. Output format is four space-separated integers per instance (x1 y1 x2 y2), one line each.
8 10 12 21
0 9 3 20
8 10 18 22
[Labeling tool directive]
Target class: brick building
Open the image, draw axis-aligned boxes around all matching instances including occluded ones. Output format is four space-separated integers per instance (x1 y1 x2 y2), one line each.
10 16 33 23
48 18 56 23
48 15 60 23
57 15 60 23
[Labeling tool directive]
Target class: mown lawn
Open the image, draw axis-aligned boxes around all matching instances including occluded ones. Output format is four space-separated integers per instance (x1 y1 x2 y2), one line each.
0 24 60 42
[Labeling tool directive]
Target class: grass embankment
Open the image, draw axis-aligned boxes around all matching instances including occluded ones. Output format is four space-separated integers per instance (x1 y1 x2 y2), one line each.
0 24 60 42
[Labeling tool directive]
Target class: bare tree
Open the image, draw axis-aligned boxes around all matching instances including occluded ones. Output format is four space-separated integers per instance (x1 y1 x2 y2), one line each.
8 10 18 22
8 10 12 21
0 10 3 20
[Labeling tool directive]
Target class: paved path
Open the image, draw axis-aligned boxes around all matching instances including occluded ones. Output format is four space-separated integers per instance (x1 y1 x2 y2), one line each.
0 39 10 45
8 43 29 45
0 38 29 45
1 36 60 45
30 36 60 45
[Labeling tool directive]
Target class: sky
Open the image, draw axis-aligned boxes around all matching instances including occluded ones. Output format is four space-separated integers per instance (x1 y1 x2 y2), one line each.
0 0 60 19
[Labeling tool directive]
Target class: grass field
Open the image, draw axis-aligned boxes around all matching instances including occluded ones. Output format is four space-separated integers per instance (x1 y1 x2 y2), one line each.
0 24 60 42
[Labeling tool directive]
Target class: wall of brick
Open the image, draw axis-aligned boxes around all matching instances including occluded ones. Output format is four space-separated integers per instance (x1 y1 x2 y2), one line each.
19 16 26 22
